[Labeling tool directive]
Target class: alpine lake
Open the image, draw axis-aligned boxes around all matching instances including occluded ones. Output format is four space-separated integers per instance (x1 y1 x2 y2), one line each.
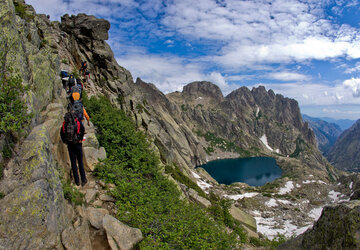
199 157 282 186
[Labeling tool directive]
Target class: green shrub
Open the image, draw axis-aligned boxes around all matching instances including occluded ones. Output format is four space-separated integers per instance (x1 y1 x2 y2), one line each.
0 35 33 159
86 96 239 249
165 164 206 198
208 192 248 243
13 1 34 21
62 181 84 206
250 233 288 248
2 140 13 160
61 58 68 64
0 192 4 199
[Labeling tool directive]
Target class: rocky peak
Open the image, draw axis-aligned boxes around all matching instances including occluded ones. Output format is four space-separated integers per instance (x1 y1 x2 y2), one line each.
60 13 110 41
182 81 224 105
251 85 276 108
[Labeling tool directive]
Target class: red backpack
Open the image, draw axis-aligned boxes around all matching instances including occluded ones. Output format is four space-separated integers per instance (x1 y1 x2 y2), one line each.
61 112 81 143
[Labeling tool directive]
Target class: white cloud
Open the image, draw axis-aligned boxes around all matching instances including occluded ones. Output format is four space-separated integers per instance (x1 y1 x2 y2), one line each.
255 82 360 106
343 77 360 97
266 72 309 81
116 53 237 94
344 62 360 74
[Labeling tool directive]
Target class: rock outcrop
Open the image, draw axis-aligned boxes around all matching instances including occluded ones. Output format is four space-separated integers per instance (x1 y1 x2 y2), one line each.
326 119 360 172
103 215 143 250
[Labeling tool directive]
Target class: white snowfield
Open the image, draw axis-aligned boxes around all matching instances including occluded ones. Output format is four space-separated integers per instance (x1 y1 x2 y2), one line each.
278 181 294 195
260 134 273 151
328 190 349 203
224 192 259 200
191 171 201 179
255 185 350 239
265 198 278 207
255 216 310 240
192 171 212 193
259 134 280 153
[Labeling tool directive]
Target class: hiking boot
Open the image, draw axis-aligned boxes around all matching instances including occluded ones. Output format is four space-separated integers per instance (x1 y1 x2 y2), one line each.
81 179 88 187
75 181 80 186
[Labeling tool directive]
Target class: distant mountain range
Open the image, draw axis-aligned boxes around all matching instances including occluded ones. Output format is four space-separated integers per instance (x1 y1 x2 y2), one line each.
326 119 360 172
315 117 355 131
302 114 343 154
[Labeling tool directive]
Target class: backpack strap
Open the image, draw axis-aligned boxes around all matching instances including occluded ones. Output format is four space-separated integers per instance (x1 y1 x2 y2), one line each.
62 120 66 133
75 118 80 134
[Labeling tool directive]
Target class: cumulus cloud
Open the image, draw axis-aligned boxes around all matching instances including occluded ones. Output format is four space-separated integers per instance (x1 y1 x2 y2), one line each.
116 53 237 94
343 77 360 97
255 82 360 106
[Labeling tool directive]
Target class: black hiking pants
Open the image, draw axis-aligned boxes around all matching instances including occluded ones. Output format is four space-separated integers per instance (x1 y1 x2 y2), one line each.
67 143 86 185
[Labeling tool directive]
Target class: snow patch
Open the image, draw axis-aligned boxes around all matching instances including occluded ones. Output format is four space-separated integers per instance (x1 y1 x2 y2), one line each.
265 198 278 207
256 107 260 117
277 199 291 204
296 183 301 188
224 192 259 200
350 182 353 190
278 181 294 195
302 180 326 185
196 180 212 193
255 216 311 240
328 190 341 202
191 171 201 179
309 207 323 220
260 134 273 151
196 96 203 100
252 210 261 216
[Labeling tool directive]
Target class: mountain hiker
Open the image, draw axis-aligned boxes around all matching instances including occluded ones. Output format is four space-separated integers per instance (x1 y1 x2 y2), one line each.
60 110 87 186
66 74 76 94
67 84 90 126
84 69 90 82
80 61 87 76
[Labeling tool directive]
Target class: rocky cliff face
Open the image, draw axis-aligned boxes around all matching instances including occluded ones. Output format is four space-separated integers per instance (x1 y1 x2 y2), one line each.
303 114 342 154
326 119 360 172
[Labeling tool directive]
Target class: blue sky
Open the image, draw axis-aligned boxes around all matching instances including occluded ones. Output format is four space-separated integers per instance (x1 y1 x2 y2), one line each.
27 0 360 120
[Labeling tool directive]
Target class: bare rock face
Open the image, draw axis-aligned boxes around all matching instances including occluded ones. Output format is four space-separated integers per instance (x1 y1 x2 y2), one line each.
61 13 110 41
102 215 143 250
182 81 224 105
0 124 68 249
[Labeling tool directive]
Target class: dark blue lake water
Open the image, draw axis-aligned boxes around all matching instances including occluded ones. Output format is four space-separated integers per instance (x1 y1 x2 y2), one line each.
199 157 282 186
